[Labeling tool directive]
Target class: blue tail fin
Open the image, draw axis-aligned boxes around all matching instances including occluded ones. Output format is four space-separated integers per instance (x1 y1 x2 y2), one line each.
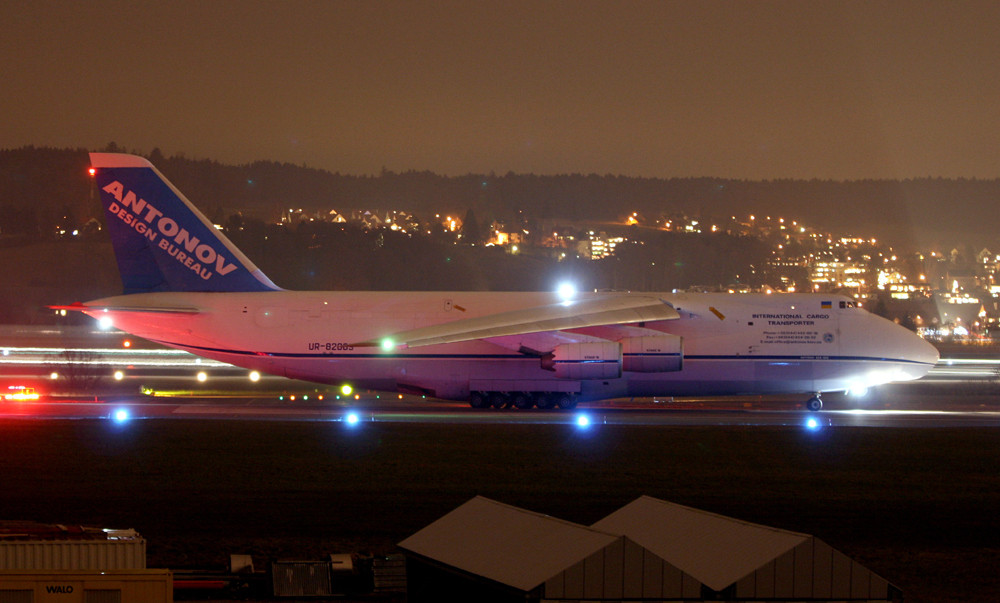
90 153 280 293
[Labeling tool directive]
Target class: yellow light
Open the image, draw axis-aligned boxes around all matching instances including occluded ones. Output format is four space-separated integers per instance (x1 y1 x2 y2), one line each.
5 387 40 401
249 371 261 382
50 372 59 380
381 338 395 351
341 384 353 396
196 371 208 382
114 370 124 381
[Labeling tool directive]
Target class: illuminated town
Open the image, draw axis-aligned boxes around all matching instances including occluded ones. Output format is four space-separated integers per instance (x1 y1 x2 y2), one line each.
271 205 997 340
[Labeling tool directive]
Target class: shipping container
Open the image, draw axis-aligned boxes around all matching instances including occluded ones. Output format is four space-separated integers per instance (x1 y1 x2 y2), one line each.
0 539 146 571
0 569 172 603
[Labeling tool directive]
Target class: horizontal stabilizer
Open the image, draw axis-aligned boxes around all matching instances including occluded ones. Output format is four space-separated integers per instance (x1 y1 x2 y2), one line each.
50 302 201 315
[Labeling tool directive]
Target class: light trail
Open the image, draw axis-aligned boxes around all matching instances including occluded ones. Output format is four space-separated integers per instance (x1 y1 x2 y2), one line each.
916 357 1000 380
0 346 231 368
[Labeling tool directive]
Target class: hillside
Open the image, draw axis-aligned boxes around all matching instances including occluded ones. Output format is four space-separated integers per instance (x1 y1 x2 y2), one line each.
2 146 999 250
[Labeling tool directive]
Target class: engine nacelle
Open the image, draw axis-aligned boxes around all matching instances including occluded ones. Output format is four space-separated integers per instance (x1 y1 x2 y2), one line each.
621 335 683 372
545 342 622 380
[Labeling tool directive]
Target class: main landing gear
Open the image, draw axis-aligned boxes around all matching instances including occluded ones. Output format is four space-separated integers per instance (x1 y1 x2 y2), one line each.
468 391 578 411
806 394 823 412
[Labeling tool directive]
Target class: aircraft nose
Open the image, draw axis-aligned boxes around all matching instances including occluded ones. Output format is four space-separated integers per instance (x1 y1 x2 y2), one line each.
909 331 940 367
878 317 939 379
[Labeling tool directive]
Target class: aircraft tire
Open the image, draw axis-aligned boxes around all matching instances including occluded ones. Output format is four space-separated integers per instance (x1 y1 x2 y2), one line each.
806 396 823 412
490 392 511 409
512 393 534 410
469 392 489 409
534 393 556 410
554 393 578 410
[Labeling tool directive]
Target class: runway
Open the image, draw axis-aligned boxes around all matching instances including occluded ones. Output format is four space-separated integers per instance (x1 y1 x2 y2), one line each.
3 393 1000 427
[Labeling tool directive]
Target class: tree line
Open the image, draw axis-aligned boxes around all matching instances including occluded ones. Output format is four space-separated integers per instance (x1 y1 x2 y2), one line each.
3 145 999 250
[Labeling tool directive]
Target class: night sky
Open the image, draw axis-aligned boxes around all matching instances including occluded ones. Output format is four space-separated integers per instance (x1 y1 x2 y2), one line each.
4 1 1000 180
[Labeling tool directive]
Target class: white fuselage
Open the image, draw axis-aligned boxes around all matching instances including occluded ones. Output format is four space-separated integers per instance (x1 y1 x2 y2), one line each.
82 291 938 401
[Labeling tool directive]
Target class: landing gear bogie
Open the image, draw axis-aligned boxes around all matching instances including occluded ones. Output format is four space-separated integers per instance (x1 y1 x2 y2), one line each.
468 391 577 411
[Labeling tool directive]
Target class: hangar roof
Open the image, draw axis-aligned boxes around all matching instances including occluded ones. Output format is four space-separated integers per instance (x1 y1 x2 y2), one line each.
591 495 809 591
398 496 620 592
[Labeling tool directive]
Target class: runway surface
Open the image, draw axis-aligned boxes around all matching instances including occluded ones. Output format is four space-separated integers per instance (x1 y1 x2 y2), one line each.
3 393 1000 427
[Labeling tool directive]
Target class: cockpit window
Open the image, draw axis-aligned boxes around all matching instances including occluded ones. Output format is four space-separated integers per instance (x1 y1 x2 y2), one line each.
839 300 856 309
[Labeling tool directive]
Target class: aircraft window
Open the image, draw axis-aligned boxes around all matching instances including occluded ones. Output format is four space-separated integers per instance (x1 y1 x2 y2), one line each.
839 301 856 309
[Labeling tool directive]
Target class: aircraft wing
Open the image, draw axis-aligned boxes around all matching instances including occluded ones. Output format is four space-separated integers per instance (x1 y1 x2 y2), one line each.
355 295 679 349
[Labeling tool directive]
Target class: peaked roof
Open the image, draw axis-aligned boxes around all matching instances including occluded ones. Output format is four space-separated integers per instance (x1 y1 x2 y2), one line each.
592 496 808 591
398 496 619 592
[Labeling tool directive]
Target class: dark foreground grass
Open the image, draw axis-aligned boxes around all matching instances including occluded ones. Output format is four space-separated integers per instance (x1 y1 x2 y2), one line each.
1 419 998 602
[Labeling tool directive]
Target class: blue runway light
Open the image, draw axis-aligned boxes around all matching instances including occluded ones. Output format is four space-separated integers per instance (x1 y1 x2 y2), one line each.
805 417 820 431
112 408 130 424
344 412 360 425
575 414 591 428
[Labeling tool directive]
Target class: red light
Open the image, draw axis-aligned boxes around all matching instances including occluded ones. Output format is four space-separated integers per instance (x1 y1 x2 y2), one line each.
88 167 96 177
122 340 132 348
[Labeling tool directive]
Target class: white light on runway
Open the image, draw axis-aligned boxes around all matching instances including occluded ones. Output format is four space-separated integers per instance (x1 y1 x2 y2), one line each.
344 412 360 425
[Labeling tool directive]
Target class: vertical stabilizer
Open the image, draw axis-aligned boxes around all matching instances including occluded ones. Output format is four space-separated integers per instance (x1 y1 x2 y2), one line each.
90 153 280 293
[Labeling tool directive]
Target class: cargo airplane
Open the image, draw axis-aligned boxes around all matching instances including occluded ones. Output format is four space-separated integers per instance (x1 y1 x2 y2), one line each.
62 153 938 410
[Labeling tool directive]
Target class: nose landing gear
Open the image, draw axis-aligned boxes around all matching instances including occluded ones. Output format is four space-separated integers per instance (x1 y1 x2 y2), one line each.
806 394 823 412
